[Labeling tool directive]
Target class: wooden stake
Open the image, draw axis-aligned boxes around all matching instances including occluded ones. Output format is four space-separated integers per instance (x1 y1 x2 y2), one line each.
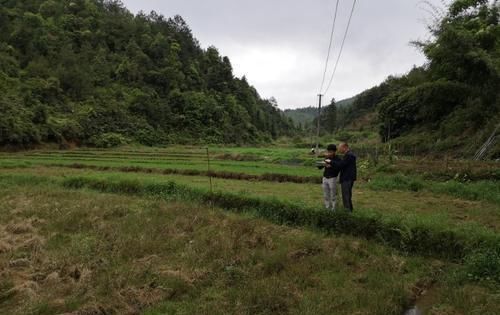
206 147 213 194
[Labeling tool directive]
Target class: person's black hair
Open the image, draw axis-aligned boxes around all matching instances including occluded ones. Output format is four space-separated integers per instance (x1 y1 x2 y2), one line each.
327 144 337 152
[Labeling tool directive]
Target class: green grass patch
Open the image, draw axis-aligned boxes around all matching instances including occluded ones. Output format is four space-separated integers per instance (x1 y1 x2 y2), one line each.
3 166 500 233
56 176 500 262
0 159 322 184
0 156 320 177
368 174 500 204
2 173 499 262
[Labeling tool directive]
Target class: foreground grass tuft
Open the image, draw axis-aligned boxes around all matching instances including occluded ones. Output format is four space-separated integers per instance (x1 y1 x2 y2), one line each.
0 185 452 315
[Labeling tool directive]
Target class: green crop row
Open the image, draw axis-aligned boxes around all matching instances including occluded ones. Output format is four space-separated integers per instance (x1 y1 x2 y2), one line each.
368 174 500 205
0 157 319 176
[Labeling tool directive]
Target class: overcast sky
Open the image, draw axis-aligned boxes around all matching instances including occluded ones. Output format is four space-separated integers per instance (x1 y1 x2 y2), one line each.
121 0 446 109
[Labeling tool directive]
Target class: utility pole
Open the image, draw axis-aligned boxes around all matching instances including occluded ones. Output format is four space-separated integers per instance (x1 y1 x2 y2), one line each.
315 94 323 155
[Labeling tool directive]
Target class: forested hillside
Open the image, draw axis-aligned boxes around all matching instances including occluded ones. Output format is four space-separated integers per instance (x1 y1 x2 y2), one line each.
308 0 500 156
0 0 295 147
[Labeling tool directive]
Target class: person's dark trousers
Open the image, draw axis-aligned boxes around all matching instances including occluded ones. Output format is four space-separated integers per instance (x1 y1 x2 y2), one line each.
341 180 354 212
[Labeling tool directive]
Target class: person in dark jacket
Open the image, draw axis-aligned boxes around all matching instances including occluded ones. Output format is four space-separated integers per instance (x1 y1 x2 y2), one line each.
335 143 357 212
317 144 341 211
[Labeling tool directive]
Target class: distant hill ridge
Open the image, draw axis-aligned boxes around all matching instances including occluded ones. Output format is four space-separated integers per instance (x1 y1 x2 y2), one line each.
284 96 356 126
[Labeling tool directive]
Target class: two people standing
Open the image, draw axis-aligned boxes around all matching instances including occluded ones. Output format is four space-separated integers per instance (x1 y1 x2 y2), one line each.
317 143 357 212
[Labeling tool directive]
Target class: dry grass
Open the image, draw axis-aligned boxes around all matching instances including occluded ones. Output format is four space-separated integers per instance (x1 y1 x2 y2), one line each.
0 185 464 315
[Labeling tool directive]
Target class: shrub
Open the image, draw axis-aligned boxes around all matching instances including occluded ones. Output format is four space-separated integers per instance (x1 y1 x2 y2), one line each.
89 133 129 148
463 247 500 283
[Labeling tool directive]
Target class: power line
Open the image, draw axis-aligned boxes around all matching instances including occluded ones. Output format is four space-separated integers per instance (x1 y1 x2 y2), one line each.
312 0 358 151
318 0 340 94
312 0 341 150
323 0 358 96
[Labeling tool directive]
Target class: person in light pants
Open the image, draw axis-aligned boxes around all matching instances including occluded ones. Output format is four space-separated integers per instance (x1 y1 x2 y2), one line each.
317 144 341 211
322 177 337 210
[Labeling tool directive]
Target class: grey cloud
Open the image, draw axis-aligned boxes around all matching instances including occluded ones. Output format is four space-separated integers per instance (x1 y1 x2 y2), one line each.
121 0 445 109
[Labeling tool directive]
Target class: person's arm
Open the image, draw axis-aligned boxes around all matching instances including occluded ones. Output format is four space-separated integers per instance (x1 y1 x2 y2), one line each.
317 158 334 169
333 154 353 170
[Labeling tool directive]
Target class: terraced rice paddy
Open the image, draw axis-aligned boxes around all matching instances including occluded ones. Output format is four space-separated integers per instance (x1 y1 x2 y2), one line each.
0 147 499 314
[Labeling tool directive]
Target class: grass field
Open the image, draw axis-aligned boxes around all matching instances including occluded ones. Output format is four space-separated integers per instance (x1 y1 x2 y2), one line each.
0 147 499 314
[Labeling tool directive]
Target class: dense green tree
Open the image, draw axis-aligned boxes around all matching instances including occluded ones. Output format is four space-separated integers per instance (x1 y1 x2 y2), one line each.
0 0 295 147
378 0 499 142
323 99 337 134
